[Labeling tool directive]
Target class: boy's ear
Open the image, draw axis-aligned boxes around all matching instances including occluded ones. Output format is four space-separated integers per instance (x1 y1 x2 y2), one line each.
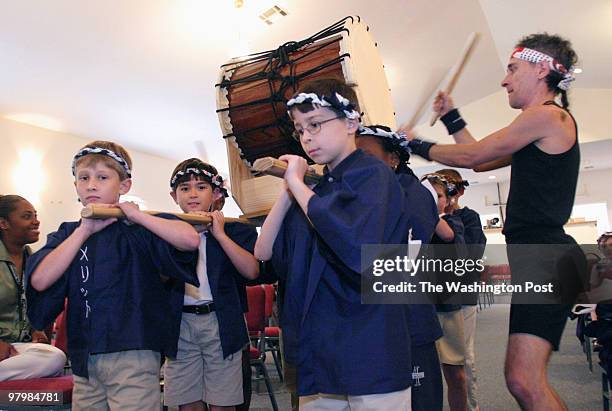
212 188 223 202
389 152 400 169
170 190 178 204
0 218 8 231
346 118 360 134
119 178 132 195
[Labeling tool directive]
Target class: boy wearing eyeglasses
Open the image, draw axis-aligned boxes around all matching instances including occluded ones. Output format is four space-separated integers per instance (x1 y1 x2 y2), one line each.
255 78 414 410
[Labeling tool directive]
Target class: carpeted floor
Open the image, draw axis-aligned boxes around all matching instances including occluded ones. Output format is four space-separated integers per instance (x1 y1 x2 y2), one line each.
462 303 601 411
249 303 603 410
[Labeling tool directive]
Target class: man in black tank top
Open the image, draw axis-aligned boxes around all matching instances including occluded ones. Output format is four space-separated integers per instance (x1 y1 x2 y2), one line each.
405 33 579 411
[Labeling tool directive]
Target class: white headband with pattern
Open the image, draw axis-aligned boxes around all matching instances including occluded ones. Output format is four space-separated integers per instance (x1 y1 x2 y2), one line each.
72 147 132 178
358 125 411 153
170 167 224 189
511 47 575 91
286 92 360 120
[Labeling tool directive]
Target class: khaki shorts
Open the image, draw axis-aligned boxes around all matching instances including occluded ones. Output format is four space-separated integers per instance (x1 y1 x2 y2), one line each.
72 350 161 411
164 312 243 407
435 310 466 365
300 387 412 411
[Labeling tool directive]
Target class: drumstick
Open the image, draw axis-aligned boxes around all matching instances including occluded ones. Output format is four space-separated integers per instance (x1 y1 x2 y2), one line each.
429 32 479 127
252 157 322 185
398 75 446 132
81 205 250 225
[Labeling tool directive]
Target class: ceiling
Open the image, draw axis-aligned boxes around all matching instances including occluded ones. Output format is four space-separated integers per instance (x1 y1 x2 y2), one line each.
1 0 611 186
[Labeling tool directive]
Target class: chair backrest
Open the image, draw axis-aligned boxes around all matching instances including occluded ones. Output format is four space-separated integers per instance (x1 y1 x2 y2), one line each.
486 264 512 280
263 284 275 319
52 299 68 355
245 286 267 335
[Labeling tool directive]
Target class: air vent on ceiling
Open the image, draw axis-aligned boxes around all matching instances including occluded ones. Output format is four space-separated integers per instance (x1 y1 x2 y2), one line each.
259 5 288 25
575 183 588 197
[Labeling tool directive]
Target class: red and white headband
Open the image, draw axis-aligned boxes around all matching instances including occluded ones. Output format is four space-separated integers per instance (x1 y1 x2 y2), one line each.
511 47 575 91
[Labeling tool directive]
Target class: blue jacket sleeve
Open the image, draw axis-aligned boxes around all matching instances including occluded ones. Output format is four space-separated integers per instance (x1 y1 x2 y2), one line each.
307 164 406 274
442 214 468 259
246 261 280 285
399 174 440 243
25 223 73 331
224 222 258 284
459 208 487 260
270 205 302 281
434 214 468 310
226 222 257 253
141 214 199 287
270 220 288 281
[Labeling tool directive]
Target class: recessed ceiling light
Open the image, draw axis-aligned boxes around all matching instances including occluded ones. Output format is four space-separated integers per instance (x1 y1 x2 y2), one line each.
488 175 497 180
259 5 288 25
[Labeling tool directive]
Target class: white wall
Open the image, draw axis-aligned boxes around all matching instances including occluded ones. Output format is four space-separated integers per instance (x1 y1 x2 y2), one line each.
457 179 510 223
458 167 612 243
573 168 612 233
456 170 609 265
1 117 199 250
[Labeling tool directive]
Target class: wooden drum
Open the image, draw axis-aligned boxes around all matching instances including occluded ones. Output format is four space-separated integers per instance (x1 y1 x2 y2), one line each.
216 16 395 217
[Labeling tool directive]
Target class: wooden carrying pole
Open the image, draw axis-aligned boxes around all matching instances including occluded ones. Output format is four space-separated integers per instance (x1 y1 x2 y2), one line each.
81 205 250 225
252 157 322 185
429 32 479 126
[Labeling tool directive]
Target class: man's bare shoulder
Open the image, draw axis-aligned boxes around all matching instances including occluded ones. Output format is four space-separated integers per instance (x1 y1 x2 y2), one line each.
518 104 575 153
519 104 564 123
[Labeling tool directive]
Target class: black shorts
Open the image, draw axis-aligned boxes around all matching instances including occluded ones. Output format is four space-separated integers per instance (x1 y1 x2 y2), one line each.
505 228 580 350
411 342 443 411
508 303 572 351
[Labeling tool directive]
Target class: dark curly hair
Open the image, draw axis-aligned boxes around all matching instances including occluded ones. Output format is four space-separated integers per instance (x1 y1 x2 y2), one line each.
516 33 578 110
0 195 27 220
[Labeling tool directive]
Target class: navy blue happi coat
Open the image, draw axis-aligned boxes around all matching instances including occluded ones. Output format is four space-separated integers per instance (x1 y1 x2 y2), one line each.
272 149 414 396
26 215 198 378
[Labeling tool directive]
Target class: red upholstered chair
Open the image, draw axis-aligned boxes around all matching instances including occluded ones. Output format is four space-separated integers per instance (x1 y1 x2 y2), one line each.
246 286 267 341
477 265 494 309
52 309 68 355
488 264 512 284
262 284 283 381
246 285 279 411
263 284 275 320
0 303 73 410
484 264 513 305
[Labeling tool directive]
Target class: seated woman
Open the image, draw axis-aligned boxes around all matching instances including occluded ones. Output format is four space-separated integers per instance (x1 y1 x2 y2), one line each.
0 194 66 381
586 232 612 304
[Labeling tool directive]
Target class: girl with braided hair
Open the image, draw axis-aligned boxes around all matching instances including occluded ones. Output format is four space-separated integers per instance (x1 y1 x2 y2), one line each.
357 125 439 243
357 126 444 411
